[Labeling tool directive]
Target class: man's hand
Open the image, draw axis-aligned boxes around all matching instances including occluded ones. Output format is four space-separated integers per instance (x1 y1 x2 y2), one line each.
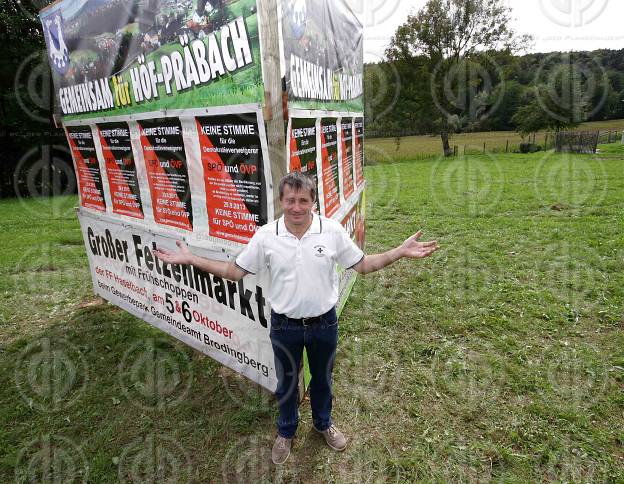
354 230 440 275
153 241 194 265
399 231 439 259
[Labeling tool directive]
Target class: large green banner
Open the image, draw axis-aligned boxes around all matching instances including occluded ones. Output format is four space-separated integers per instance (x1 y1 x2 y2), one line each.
40 0 263 121
280 0 363 112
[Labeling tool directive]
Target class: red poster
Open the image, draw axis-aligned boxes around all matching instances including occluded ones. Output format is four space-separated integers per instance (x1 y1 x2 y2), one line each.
341 196 366 251
289 118 319 213
340 118 355 201
320 118 340 217
66 126 106 212
97 122 144 219
138 118 193 231
196 113 267 243
354 118 364 187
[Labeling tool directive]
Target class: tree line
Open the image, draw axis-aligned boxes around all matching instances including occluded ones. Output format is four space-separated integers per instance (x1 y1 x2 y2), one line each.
365 48 624 138
0 1 70 198
365 0 624 156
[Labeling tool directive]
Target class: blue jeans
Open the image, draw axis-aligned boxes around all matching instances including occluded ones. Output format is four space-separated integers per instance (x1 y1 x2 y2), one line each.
270 307 339 439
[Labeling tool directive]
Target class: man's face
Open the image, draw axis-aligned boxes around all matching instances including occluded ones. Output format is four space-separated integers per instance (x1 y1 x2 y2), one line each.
280 184 314 227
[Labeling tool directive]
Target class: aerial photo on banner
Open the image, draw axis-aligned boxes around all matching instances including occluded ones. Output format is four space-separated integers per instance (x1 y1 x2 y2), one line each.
40 0 264 120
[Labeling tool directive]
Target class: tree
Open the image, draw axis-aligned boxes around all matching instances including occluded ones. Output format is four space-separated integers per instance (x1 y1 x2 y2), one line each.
514 55 593 137
0 0 66 198
479 80 524 131
511 89 549 139
0 0 49 131
386 0 530 156
512 83 586 139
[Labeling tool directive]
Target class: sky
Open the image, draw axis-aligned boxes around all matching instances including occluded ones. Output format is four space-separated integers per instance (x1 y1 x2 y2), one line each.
357 0 624 63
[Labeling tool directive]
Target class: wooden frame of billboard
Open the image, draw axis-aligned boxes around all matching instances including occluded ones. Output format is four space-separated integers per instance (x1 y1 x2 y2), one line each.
258 0 287 219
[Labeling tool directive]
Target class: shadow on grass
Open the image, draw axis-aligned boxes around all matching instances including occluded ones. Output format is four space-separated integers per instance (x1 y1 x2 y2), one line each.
0 301 302 482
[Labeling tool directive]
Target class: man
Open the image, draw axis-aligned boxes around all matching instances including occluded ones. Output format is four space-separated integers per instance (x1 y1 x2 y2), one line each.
154 172 439 464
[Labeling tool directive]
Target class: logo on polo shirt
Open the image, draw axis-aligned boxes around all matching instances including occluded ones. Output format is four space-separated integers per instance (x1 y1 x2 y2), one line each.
313 245 327 257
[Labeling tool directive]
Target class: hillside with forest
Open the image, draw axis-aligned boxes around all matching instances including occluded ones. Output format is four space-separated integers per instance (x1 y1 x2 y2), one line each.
364 49 624 138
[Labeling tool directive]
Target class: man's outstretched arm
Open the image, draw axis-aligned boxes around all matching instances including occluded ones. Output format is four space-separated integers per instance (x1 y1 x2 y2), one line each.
153 241 247 281
353 231 439 275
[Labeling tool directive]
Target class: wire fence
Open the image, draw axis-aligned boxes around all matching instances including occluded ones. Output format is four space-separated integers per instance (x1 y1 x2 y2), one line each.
456 130 622 156
365 130 623 164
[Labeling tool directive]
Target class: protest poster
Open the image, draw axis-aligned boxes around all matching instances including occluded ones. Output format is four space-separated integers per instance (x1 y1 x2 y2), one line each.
339 117 355 201
336 190 366 314
319 118 340 217
288 117 320 212
138 117 193 232
354 117 365 187
40 0 264 121
97 122 144 219
196 113 268 244
66 125 107 212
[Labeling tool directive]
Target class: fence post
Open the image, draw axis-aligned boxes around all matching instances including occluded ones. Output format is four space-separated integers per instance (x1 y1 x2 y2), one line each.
483 142 486 154
505 139 509 153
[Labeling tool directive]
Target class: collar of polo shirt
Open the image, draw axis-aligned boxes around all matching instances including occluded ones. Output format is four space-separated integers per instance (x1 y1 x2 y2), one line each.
276 212 323 238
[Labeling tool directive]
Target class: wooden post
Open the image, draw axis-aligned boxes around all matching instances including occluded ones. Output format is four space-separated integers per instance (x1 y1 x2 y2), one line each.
259 0 287 219
505 139 509 153
483 142 486 154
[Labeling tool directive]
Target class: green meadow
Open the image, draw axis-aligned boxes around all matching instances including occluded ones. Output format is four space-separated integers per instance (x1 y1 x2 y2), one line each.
1 144 622 481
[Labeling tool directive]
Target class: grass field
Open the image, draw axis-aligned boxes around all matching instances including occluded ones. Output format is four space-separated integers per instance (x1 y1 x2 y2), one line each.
1 145 623 481
366 119 624 163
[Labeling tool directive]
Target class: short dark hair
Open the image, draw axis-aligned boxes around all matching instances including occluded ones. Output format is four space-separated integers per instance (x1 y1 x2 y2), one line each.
279 172 316 201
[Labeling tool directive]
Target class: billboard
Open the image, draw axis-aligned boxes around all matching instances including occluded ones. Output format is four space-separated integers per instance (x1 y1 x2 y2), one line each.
41 0 365 393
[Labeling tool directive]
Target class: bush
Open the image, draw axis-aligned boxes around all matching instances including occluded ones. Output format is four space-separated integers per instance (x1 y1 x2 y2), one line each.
519 143 542 153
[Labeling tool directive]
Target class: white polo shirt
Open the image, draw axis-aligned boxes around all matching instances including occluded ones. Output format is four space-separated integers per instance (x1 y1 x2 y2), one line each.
235 212 364 318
